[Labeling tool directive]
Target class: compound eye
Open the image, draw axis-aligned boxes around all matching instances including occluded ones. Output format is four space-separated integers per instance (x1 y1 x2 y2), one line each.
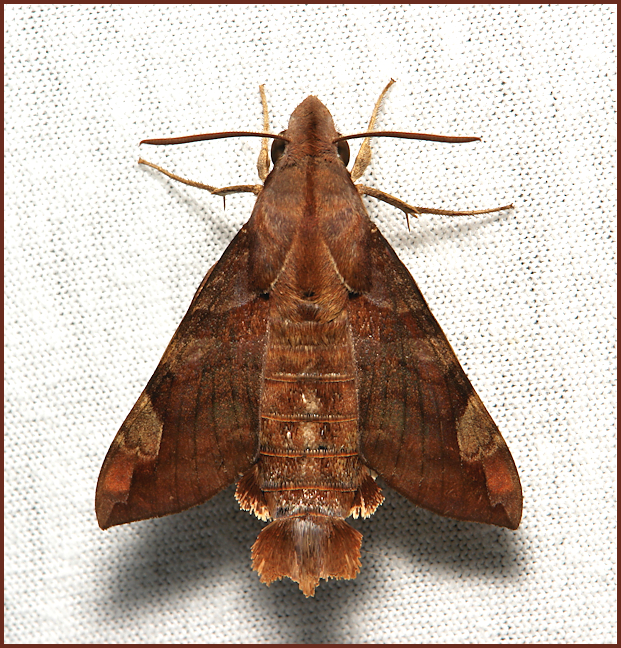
271 132 287 164
337 140 350 166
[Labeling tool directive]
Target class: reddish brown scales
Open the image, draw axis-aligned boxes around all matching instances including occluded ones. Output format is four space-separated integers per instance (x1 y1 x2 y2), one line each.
96 89 522 597
234 98 384 595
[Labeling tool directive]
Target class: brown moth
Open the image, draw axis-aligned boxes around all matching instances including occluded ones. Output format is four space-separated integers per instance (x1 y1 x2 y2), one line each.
96 82 522 596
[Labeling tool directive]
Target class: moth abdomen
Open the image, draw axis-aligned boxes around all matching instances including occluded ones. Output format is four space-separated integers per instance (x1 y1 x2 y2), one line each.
236 252 385 593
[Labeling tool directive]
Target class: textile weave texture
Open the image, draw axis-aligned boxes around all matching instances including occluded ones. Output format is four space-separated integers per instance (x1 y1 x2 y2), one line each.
5 5 616 643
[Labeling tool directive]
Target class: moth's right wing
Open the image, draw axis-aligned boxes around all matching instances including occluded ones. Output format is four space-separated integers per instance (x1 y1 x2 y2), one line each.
96 226 269 529
349 227 522 529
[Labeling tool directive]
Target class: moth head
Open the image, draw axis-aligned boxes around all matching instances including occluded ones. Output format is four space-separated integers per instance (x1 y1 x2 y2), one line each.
274 96 349 167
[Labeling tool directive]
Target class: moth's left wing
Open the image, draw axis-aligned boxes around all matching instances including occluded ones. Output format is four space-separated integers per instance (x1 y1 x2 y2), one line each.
349 227 522 529
96 227 269 529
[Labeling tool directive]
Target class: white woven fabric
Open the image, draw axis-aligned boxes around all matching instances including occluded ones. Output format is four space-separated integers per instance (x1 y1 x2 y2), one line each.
5 5 616 643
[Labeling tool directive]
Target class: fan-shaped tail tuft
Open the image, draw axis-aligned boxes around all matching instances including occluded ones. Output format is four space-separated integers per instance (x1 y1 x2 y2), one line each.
251 514 362 596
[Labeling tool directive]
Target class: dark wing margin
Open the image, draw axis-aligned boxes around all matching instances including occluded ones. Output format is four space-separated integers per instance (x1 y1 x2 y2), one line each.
96 227 269 529
349 227 522 529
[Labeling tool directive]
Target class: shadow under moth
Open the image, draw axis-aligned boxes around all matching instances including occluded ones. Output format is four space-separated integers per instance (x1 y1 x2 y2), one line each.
96 81 522 596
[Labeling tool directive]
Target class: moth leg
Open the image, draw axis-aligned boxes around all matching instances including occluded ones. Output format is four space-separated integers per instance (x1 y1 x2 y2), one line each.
403 203 514 216
257 84 271 182
350 79 396 182
357 183 513 229
357 184 420 222
138 158 262 195
209 184 262 196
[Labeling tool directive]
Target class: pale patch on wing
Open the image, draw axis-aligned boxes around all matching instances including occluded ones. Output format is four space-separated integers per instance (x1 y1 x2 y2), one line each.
118 393 164 460
456 392 501 462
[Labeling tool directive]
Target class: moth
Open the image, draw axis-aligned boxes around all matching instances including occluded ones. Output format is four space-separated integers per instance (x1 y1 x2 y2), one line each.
96 81 522 597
